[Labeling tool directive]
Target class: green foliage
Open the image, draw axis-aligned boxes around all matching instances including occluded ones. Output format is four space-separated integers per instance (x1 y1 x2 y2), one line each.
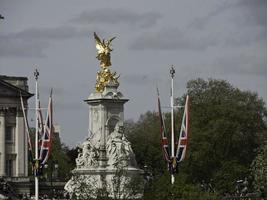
127 78 267 197
47 135 73 180
27 77 266 198
181 78 267 193
28 128 72 180
125 113 167 175
251 143 267 192
144 173 220 200
65 146 79 169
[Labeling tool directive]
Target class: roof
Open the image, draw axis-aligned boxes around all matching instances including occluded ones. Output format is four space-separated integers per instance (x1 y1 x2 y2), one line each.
0 77 33 98
0 75 28 81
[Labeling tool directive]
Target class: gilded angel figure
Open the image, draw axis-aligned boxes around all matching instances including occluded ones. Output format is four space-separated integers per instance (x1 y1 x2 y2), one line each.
94 32 116 68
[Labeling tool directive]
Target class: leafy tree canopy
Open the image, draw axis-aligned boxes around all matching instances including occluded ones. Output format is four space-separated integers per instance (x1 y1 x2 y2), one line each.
127 78 267 197
182 78 267 193
251 142 267 193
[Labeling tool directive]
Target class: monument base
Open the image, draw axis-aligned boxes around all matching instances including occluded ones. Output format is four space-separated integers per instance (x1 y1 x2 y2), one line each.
65 166 144 199
64 74 144 199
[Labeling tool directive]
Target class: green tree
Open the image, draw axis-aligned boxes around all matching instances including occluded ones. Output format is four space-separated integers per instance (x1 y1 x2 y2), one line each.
180 78 267 193
66 146 79 169
28 128 72 180
125 112 167 175
47 135 73 180
251 142 267 193
127 78 267 197
144 173 220 200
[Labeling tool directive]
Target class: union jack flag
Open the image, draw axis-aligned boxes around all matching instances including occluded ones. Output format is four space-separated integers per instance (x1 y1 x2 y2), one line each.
39 90 53 165
37 98 44 149
20 95 34 163
157 88 171 164
176 95 189 162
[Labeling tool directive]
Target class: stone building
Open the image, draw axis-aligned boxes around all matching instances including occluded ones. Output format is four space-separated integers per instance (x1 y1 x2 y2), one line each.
0 75 32 179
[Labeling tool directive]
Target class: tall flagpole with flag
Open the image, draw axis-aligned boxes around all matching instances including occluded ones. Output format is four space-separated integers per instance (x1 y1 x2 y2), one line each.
39 89 53 166
34 69 40 200
20 94 34 167
20 69 53 200
157 66 190 185
170 66 175 184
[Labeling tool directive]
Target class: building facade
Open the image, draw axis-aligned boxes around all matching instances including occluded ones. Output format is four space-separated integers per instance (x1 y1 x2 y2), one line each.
0 75 33 178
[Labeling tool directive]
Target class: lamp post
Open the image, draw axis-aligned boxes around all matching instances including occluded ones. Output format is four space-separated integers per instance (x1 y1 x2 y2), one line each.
44 160 58 199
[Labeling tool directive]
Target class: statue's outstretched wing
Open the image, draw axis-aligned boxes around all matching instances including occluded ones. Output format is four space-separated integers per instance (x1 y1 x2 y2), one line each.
109 36 116 43
94 32 105 53
94 32 101 43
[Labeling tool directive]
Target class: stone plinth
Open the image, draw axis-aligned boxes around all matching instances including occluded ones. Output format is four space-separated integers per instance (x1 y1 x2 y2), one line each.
65 83 144 199
66 167 143 199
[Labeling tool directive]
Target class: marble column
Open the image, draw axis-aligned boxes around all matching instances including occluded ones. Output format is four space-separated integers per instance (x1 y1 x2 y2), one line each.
0 111 6 176
15 110 25 177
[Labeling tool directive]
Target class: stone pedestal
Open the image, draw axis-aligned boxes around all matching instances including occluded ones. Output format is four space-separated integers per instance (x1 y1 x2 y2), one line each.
66 167 143 199
65 83 143 199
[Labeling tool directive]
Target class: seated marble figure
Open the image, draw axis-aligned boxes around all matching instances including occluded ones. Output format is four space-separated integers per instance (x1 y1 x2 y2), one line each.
76 137 99 168
106 123 136 167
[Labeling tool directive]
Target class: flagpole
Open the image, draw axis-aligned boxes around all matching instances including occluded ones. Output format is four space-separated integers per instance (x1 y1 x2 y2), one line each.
170 66 175 184
34 69 39 200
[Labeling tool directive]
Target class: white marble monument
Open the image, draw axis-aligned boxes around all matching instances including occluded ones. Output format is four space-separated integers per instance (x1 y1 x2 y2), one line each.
65 33 143 199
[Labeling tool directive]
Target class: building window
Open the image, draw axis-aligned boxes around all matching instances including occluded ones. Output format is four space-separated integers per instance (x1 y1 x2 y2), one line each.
5 159 13 176
5 126 14 142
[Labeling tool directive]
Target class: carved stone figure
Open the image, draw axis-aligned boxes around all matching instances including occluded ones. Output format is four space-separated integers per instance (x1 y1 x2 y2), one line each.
76 137 99 168
106 123 136 167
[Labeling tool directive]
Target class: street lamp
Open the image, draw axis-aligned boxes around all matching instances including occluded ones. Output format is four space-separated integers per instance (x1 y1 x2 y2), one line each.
44 164 49 180
53 162 59 180
44 160 58 198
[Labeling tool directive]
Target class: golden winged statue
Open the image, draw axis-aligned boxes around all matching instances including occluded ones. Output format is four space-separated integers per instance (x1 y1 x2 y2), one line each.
93 32 119 93
94 32 116 68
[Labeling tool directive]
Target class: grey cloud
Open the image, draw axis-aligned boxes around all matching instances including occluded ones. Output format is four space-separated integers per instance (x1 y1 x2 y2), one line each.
190 0 267 30
188 0 267 48
122 74 150 85
2 26 91 40
214 54 267 76
130 28 217 51
39 85 70 96
0 38 49 57
55 101 85 111
189 2 235 30
121 74 162 87
234 0 267 27
0 25 99 57
70 8 162 28
235 0 267 9
251 62 267 75
224 28 267 47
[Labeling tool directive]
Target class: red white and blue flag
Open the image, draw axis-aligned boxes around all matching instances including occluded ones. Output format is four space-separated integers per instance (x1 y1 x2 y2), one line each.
176 95 189 162
157 88 171 164
20 95 34 163
37 97 44 150
39 90 53 165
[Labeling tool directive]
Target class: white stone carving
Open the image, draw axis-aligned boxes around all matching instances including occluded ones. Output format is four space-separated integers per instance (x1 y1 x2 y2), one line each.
106 123 136 168
75 138 100 168
65 84 143 199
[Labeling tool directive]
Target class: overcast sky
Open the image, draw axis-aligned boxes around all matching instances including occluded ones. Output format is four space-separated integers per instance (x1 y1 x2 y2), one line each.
0 0 266 147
